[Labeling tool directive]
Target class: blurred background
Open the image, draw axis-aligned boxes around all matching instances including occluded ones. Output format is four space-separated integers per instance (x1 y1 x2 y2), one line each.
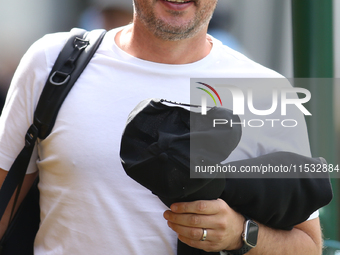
0 0 339 253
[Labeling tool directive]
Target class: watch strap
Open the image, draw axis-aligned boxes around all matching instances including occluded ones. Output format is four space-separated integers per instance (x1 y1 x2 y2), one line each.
223 242 252 255
223 215 257 255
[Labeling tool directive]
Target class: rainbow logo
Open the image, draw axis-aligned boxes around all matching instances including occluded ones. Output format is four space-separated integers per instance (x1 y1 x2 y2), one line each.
196 82 223 106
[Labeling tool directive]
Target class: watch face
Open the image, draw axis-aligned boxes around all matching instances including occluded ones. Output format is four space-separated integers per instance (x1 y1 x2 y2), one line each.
244 220 258 248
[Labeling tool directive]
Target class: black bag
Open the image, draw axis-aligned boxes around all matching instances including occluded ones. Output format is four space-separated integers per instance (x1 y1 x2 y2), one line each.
120 99 333 255
0 28 106 255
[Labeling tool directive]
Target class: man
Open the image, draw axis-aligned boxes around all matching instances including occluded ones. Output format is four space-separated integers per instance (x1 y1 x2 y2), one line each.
0 0 322 254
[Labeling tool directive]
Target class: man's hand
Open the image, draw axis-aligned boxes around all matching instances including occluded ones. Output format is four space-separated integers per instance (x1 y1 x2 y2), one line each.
164 199 323 255
163 199 245 252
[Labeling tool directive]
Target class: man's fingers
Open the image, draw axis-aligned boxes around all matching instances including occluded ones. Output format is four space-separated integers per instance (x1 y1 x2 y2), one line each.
167 221 210 241
164 210 203 227
164 199 245 252
170 199 225 215
176 229 222 253
164 209 220 228
164 199 230 228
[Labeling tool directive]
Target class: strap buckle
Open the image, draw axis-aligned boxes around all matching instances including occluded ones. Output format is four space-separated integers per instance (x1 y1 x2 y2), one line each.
49 71 71 86
25 124 39 147
74 37 89 51
48 37 89 85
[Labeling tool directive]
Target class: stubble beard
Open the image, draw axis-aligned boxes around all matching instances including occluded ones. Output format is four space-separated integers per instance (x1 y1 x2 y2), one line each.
134 1 216 41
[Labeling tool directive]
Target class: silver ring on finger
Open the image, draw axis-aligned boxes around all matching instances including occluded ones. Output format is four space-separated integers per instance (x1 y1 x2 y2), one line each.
200 228 207 241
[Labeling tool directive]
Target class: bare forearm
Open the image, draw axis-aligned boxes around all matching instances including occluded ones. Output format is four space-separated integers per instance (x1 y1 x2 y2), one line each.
248 218 322 255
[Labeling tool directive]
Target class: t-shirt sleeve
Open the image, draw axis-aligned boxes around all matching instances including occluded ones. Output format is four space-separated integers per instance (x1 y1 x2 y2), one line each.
0 35 54 173
307 210 319 220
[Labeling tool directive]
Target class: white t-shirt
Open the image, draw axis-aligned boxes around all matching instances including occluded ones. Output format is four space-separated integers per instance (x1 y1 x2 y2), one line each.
0 25 315 255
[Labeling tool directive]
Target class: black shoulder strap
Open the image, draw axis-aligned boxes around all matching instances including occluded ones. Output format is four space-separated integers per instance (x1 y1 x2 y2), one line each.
35 28 107 139
0 28 106 220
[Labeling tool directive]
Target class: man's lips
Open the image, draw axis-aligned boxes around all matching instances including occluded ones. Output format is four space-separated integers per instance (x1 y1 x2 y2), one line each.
161 0 194 11
164 0 192 2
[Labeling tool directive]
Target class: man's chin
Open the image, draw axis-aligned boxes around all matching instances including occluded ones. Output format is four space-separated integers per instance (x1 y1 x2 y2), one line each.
153 22 196 41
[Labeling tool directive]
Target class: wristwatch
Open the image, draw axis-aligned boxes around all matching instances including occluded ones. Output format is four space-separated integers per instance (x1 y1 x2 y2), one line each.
224 216 259 255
